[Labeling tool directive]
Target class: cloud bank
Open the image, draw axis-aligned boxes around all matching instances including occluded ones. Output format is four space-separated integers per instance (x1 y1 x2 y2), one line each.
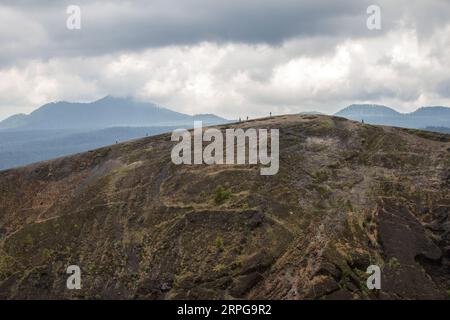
1 0 450 119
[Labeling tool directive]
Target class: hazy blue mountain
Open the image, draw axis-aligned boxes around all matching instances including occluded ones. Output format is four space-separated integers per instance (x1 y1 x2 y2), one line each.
0 96 231 170
411 106 450 117
335 104 450 128
0 96 229 130
335 104 400 118
423 126 450 134
0 113 28 129
0 126 187 170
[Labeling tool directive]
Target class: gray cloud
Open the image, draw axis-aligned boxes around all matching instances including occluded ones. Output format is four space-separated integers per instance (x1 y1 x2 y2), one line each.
0 0 411 63
1 0 450 119
2 0 449 62
436 79 450 99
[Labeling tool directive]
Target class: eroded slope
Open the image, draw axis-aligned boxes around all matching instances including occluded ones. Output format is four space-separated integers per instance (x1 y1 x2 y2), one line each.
0 115 449 299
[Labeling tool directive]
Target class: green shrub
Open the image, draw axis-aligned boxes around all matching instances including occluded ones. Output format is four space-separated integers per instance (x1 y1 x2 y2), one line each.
213 264 227 272
215 235 223 249
214 186 231 204
388 257 400 269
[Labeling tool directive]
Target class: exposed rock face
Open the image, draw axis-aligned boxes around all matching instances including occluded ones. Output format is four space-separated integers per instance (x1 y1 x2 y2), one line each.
0 115 449 299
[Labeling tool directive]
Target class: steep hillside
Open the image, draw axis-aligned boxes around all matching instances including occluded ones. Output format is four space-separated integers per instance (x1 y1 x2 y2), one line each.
0 115 449 299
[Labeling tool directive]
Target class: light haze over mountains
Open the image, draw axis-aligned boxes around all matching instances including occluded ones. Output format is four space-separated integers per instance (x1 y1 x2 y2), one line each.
0 97 449 171
0 96 227 130
335 104 450 128
0 96 230 170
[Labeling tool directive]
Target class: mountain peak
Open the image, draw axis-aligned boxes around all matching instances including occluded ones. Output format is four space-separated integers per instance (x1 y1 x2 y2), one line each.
337 104 400 116
411 106 450 116
334 104 450 128
95 95 133 103
0 97 229 130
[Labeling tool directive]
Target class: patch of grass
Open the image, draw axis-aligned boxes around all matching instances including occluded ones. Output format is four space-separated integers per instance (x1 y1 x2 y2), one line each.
24 233 34 246
232 256 243 269
313 169 330 183
42 248 54 260
214 186 231 204
346 200 353 211
172 272 195 290
213 263 227 273
215 235 224 249
317 118 335 128
241 202 250 210
402 128 450 142
388 257 400 269
313 184 332 198
0 254 15 277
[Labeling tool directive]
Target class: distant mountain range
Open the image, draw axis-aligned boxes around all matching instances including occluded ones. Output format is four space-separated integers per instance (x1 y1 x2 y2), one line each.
424 126 450 134
1 98 449 171
0 126 190 170
0 96 228 130
334 104 450 129
0 96 230 170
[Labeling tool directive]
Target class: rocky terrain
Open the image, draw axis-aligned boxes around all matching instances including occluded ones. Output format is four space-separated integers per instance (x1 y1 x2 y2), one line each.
0 115 449 299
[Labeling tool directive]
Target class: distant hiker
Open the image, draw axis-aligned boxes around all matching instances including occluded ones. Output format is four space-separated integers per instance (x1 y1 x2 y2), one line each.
362 119 365 124
246 116 249 121
270 112 272 118
239 117 241 122
116 140 118 144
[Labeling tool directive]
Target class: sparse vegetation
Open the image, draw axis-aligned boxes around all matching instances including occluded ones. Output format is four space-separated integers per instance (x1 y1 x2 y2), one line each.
388 257 401 269
42 248 53 259
215 235 224 249
213 263 227 273
0 114 448 299
313 169 330 183
214 185 231 204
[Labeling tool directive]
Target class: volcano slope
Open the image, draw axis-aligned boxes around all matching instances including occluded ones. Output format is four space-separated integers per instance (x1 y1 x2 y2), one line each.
0 115 449 300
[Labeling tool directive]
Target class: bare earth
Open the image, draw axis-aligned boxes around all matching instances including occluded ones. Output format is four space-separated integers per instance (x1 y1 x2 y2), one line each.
0 114 449 299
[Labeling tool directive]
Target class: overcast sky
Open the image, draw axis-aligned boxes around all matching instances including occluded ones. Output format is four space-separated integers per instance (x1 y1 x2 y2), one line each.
0 0 450 120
